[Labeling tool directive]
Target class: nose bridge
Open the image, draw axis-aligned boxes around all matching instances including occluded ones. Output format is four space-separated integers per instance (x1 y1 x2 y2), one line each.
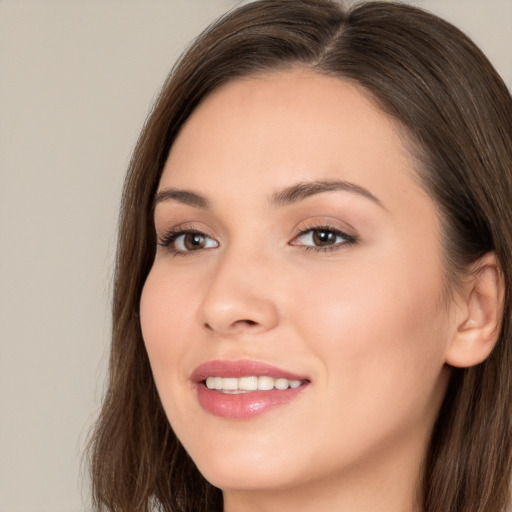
198 243 279 334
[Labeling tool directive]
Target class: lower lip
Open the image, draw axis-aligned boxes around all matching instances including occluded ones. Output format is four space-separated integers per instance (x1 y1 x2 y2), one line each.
196 383 308 419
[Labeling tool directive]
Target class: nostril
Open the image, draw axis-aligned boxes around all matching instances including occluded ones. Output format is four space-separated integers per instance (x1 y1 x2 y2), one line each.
233 319 258 327
203 319 258 331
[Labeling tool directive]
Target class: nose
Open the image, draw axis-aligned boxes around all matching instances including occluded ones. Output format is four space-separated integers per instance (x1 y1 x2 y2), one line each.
197 250 280 336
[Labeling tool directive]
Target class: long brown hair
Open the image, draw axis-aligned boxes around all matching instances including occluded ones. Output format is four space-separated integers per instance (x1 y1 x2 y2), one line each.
88 1 512 511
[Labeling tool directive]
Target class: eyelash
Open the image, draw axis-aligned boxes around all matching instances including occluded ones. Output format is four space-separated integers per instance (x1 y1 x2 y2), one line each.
293 223 357 253
158 226 217 257
157 224 357 256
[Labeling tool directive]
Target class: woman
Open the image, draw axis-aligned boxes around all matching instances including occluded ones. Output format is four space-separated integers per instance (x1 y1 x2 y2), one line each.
88 1 512 511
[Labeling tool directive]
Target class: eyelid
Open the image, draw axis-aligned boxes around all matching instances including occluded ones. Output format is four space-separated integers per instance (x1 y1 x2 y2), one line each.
289 225 354 244
157 223 220 254
291 216 356 239
289 219 357 251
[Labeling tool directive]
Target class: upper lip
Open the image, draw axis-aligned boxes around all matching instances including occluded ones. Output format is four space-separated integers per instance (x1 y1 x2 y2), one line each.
191 359 309 383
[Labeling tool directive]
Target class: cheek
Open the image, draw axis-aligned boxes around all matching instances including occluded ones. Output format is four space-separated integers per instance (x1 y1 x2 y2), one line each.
284 261 450 473
292 253 449 407
139 265 199 389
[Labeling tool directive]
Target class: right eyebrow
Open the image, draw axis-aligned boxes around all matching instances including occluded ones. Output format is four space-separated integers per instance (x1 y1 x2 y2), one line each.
270 179 386 210
153 188 211 210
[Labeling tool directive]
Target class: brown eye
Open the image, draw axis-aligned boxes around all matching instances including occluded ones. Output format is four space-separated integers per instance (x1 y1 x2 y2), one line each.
291 226 356 252
312 229 339 246
296 228 346 247
183 233 206 250
171 231 218 253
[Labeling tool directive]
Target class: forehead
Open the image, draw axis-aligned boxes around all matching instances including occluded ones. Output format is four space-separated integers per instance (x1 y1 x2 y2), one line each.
161 68 425 213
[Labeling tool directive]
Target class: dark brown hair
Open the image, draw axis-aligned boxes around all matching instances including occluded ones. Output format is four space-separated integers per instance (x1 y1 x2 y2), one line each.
88 1 512 511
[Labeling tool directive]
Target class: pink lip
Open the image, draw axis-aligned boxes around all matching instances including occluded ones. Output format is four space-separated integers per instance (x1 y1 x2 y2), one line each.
192 359 307 382
192 360 310 419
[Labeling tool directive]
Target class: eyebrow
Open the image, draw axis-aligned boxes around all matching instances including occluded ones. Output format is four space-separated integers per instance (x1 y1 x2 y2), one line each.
153 188 211 210
153 179 384 211
270 179 385 209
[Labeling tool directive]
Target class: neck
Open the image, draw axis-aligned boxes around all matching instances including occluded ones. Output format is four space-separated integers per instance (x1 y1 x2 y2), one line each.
223 433 425 512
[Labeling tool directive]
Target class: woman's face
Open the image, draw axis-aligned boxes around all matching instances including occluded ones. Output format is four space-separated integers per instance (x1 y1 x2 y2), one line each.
140 70 454 501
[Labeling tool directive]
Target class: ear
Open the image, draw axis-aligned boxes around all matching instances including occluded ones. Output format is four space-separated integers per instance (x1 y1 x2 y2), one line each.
445 252 504 368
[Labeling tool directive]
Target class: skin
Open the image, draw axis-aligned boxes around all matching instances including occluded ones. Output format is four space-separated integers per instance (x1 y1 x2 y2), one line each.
140 69 459 512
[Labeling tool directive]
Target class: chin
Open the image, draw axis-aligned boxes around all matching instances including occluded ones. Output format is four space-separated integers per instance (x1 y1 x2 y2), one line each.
190 447 301 492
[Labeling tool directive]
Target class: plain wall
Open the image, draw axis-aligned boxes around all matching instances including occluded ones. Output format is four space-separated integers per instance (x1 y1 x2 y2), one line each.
1 1 510 511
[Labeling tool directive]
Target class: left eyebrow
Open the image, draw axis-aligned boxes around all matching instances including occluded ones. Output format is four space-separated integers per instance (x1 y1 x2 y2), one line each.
270 179 386 209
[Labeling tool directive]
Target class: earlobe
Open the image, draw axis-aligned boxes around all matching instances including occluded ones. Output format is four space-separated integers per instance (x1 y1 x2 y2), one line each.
445 253 504 368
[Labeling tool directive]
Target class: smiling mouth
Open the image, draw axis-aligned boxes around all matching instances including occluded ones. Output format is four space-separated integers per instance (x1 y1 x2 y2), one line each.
194 362 310 418
203 376 307 393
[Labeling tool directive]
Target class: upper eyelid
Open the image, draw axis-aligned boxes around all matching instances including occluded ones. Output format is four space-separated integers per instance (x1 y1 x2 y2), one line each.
289 219 358 247
157 225 216 246
291 225 354 242
157 229 220 256
292 218 356 237
157 222 217 239
297 223 345 232
297 225 349 236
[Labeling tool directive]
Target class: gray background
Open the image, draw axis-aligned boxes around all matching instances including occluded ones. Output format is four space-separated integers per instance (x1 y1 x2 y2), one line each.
1 1 510 511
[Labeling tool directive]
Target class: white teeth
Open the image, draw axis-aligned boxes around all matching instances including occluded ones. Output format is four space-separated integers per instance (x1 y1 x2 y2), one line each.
274 378 289 390
258 376 274 391
222 378 238 390
239 376 258 391
205 376 303 393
